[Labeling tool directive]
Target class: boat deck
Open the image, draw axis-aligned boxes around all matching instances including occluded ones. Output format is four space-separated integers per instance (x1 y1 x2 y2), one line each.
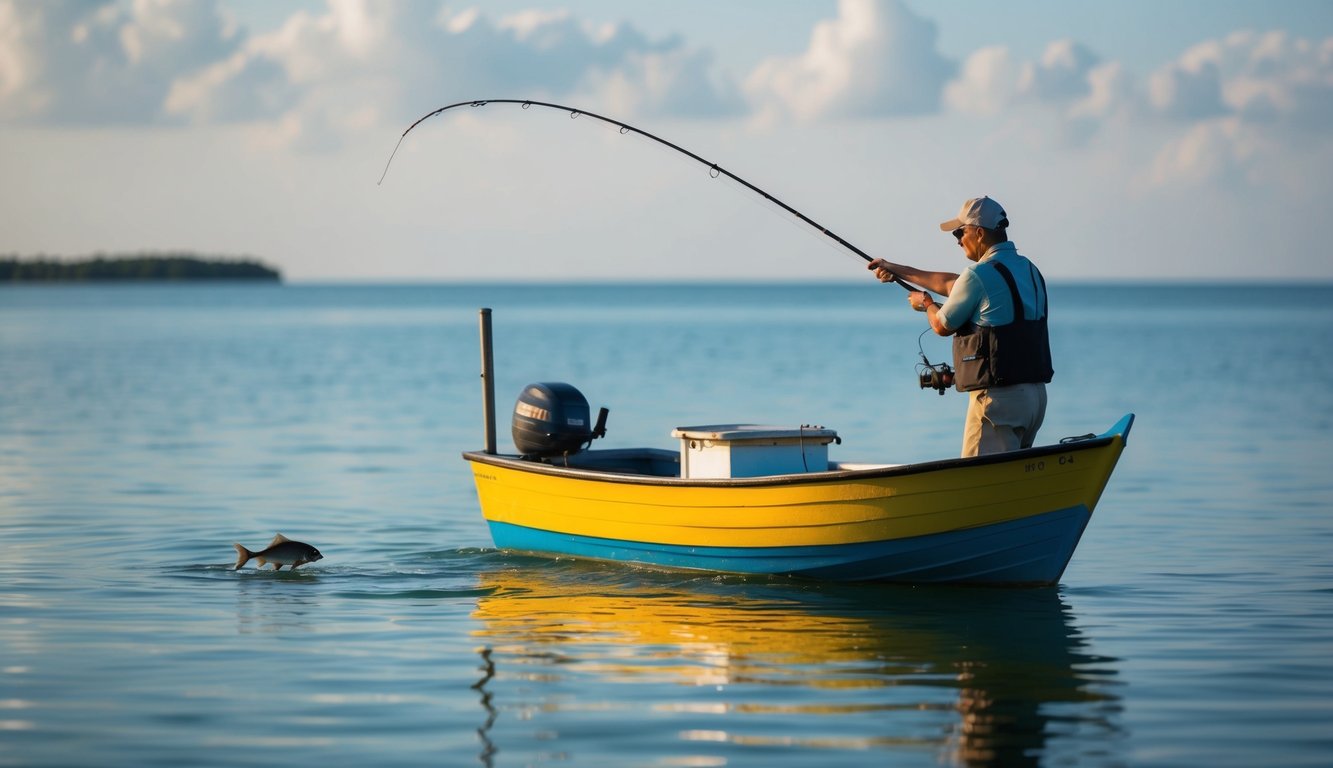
546 447 681 477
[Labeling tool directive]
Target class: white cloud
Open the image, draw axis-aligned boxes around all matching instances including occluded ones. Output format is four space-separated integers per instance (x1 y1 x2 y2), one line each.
942 46 1018 117
163 46 293 124
0 0 239 124
940 28 1332 187
584 47 741 118
745 0 954 120
1149 30 1333 128
0 2 30 107
1149 118 1252 186
1069 61 1134 122
943 39 1135 151
1018 40 1101 103
1148 51 1226 120
947 29 1330 135
1146 30 1333 187
948 39 1127 118
2 1 1327 194
169 3 741 147
1 0 738 143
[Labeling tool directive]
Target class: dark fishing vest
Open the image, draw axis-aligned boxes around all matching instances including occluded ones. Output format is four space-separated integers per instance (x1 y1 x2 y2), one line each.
951 260 1053 392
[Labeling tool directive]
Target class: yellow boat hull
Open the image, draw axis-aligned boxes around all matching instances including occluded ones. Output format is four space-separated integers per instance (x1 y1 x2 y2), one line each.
464 415 1133 585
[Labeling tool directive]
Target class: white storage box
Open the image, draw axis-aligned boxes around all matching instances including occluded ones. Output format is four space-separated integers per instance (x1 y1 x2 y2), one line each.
671 424 839 479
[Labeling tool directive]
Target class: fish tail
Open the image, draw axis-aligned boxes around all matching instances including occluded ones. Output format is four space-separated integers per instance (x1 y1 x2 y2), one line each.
233 543 253 570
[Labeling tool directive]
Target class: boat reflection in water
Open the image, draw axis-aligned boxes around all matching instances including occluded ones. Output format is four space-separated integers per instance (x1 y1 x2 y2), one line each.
470 559 1123 766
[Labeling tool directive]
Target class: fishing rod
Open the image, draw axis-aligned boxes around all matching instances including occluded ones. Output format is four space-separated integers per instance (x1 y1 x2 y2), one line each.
379 98 922 294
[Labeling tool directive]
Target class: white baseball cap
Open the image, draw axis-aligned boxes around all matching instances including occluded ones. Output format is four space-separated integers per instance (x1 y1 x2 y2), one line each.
939 196 1008 232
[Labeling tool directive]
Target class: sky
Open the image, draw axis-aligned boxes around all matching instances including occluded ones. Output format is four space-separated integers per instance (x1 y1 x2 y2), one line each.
2 0 1331 282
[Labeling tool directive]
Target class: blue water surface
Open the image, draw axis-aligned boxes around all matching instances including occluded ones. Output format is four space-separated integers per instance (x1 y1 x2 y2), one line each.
1 282 1331 767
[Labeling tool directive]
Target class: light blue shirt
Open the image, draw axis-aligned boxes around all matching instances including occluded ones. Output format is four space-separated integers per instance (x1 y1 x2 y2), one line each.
936 242 1047 331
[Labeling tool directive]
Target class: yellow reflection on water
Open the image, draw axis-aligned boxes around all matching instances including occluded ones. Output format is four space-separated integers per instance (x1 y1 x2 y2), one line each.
471 564 1121 764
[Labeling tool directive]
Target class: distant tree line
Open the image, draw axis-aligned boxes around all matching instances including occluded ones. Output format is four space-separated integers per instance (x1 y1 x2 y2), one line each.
0 253 281 282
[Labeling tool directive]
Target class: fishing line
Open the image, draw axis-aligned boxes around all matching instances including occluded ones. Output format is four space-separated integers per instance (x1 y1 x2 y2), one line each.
380 98 923 294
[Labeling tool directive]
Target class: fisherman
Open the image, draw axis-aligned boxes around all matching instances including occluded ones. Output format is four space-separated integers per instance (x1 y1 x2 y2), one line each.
868 196 1052 457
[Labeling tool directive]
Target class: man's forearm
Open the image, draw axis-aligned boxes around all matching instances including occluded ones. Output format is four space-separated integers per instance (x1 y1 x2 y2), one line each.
893 266 958 295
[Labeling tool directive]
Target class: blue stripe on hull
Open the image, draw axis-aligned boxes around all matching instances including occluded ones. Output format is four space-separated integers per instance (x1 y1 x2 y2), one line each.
486 505 1094 585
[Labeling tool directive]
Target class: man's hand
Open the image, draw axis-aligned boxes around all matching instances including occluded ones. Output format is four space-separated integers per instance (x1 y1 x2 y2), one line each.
909 291 934 312
867 258 903 284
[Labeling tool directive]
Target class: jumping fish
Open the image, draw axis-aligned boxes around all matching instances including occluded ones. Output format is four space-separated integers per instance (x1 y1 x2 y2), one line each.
233 534 323 571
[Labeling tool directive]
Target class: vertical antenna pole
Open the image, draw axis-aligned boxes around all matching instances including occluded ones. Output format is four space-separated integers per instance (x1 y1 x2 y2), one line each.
479 308 497 455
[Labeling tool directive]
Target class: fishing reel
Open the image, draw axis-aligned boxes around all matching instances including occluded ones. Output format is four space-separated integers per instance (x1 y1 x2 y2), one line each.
914 329 953 395
917 357 954 395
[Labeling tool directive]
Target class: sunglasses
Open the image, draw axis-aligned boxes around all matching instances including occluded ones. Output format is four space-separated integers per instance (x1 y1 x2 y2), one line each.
952 227 967 240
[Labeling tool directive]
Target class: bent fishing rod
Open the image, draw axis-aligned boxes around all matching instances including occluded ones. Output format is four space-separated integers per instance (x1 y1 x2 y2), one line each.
380 98 922 294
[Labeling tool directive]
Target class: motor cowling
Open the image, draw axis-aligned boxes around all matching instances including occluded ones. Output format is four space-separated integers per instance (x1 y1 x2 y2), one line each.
512 382 607 458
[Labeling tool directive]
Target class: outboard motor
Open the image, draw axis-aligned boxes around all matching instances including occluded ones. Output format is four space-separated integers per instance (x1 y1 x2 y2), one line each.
512 382 608 458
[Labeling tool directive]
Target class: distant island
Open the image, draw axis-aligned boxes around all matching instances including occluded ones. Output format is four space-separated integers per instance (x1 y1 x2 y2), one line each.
1 253 281 282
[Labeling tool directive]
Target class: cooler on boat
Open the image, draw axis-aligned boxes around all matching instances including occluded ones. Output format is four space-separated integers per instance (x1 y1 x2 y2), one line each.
671 424 838 479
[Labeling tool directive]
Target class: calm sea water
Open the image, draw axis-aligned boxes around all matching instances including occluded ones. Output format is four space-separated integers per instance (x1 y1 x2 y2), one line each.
2 282 1331 767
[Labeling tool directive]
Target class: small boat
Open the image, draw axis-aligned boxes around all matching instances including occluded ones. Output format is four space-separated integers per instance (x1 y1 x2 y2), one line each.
464 310 1133 586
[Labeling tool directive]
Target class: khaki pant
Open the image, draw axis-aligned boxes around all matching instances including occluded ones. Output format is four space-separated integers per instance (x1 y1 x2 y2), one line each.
962 383 1048 457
